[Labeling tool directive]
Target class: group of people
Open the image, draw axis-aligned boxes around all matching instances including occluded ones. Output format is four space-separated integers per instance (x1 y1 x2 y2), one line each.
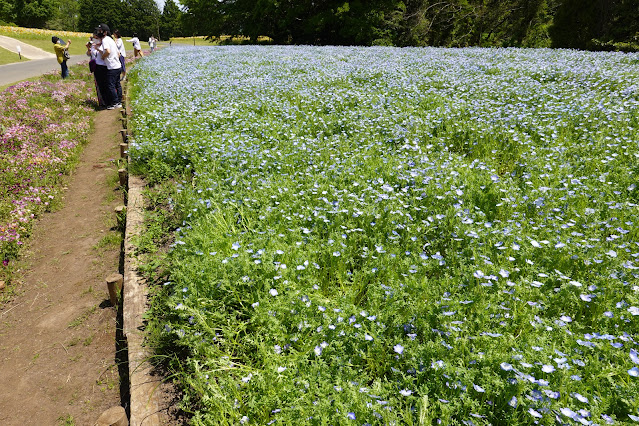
51 25 158 110
85 24 124 110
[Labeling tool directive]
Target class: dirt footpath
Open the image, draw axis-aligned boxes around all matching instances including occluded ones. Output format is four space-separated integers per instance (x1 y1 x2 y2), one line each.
0 108 125 425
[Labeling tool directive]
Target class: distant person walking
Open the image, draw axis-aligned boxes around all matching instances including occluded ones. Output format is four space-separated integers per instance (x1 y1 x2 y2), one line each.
128 34 143 57
51 36 71 79
148 35 156 53
113 30 127 81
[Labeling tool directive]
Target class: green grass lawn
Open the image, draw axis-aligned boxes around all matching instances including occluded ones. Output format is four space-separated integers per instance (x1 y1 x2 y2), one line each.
167 36 216 46
0 45 29 65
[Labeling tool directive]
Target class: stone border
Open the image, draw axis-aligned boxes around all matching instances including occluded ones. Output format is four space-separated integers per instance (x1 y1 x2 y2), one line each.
121 90 162 425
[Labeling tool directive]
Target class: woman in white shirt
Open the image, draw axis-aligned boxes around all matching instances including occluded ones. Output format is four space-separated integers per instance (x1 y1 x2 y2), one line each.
127 33 143 57
113 30 127 80
94 24 122 109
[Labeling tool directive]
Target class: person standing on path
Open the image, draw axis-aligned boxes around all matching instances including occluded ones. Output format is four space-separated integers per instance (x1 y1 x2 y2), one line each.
51 36 71 79
113 30 127 81
128 33 143 57
86 37 105 107
148 35 156 53
94 24 122 110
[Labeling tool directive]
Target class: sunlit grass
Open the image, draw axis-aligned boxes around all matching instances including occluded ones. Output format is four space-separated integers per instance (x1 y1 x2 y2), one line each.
0 26 93 55
0 45 29 65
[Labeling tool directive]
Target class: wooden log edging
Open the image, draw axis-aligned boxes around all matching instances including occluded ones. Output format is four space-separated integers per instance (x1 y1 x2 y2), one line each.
121 86 162 426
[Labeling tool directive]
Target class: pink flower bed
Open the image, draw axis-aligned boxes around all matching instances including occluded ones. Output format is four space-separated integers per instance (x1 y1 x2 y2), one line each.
0 76 94 263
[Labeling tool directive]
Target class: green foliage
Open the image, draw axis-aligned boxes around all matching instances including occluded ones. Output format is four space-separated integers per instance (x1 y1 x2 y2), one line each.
46 0 79 31
0 0 15 24
12 0 57 28
550 0 639 51
160 0 184 39
77 0 160 39
176 0 637 49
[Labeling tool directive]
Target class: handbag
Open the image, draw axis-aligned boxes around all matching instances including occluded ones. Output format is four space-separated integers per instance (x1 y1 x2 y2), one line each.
63 49 70 60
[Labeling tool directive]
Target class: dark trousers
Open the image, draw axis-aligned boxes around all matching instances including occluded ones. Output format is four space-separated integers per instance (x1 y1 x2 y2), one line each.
106 68 122 106
94 65 111 106
115 69 123 103
60 60 69 79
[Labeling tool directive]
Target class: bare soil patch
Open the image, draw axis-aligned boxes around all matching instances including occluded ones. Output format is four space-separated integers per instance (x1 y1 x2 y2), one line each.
0 108 125 425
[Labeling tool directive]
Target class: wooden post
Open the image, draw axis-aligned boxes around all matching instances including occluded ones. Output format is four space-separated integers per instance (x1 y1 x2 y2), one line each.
115 205 126 229
118 168 127 187
106 274 124 306
119 129 128 143
120 143 128 158
120 109 127 118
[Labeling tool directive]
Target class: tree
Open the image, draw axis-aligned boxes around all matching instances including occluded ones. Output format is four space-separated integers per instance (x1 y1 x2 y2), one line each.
160 0 184 39
77 0 126 34
0 0 16 24
46 0 80 31
166 0 639 49
126 0 161 40
13 0 57 28
550 0 638 50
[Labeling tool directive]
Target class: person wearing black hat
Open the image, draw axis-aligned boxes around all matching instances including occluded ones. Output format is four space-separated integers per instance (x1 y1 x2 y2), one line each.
51 36 71 79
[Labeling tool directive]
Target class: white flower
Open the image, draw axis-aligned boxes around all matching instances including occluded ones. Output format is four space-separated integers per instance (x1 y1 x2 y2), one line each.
269 288 278 296
572 392 589 403
399 389 413 396
528 408 542 418
500 362 513 371
473 384 485 393
393 344 404 355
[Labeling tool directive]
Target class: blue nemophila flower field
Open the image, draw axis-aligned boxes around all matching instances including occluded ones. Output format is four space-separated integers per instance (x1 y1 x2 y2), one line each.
129 46 639 425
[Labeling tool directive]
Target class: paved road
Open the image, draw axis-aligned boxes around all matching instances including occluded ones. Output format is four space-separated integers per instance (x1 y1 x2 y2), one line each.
0 35 55 59
0 55 88 87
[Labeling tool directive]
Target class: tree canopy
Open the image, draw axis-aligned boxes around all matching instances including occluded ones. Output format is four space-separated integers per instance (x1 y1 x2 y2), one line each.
178 0 638 50
1 0 636 50
1 0 185 40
